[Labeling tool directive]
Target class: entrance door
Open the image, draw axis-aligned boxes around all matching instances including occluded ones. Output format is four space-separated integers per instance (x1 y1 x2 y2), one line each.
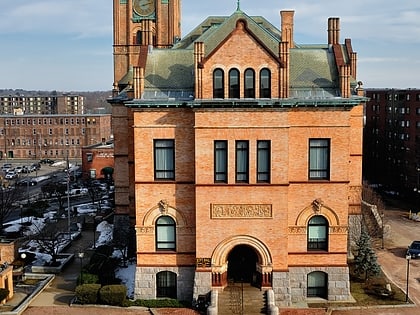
227 245 257 284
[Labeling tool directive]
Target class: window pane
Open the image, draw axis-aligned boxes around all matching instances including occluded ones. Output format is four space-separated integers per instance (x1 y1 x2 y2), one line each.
257 140 270 182
213 69 224 98
236 141 249 183
215 140 227 182
154 140 175 180
260 68 271 98
156 216 176 250
244 69 255 98
309 139 330 180
229 69 240 98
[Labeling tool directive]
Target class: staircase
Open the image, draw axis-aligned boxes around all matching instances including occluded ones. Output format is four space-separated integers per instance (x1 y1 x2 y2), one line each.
218 283 267 314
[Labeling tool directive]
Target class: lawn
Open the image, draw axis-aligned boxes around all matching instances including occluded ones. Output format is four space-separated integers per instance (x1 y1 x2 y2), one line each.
309 263 410 308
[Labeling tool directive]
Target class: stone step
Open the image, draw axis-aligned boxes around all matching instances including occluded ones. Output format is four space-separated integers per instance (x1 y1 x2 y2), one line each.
218 283 267 314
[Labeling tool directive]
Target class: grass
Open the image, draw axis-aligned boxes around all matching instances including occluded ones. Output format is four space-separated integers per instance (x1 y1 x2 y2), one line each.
309 263 410 309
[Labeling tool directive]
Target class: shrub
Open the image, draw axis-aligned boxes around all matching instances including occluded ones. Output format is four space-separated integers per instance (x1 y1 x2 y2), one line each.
75 283 101 304
0 288 9 301
78 272 99 285
128 298 187 308
99 284 127 306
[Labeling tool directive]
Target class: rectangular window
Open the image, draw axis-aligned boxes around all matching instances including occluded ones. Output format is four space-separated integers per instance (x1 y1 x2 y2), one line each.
154 139 175 180
235 140 249 183
87 153 93 163
257 140 270 183
214 141 228 183
309 139 330 180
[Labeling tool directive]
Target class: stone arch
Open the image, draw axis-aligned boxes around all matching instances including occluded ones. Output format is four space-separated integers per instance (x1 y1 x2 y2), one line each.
212 235 272 269
295 198 340 227
142 199 187 227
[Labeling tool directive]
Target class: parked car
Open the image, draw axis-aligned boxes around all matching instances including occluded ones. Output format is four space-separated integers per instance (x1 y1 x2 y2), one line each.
5 171 18 179
2 163 12 171
407 241 420 258
16 178 37 186
15 166 23 173
40 159 55 165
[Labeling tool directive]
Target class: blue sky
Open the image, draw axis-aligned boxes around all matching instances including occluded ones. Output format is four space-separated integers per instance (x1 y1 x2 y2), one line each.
0 0 419 91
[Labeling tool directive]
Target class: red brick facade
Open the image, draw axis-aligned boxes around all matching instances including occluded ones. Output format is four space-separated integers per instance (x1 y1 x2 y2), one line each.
110 2 367 307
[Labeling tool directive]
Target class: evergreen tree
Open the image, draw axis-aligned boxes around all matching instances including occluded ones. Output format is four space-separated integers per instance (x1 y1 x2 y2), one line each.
354 226 381 281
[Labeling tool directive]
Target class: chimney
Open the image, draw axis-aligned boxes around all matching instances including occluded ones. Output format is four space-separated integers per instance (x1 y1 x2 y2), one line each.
280 11 295 48
328 17 340 45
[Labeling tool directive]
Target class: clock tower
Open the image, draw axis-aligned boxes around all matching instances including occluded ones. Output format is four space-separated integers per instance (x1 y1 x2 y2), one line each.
113 0 181 83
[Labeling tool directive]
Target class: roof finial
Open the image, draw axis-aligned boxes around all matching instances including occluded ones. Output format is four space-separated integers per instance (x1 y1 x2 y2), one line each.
236 0 241 11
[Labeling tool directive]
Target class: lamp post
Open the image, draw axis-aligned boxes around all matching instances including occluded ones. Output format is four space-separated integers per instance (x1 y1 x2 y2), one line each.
78 251 84 285
66 145 71 240
405 254 411 303
19 204 23 225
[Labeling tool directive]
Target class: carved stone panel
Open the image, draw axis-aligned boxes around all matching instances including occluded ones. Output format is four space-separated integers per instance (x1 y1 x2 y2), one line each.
211 204 272 219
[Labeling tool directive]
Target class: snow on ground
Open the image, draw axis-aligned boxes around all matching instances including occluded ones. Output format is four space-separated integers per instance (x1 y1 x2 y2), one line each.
4 209 136 298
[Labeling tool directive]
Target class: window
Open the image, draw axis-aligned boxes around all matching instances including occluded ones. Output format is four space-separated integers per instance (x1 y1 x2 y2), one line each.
307 271 328 299
309 139 330 180
156 216 176 250
213 69 224 98
259 68 271 98
307 215 328 251
87 153 93 163
154 139 175 180
214 141 228 183
244 69 255 98
229 68 240 98
156 271 177 299
257 140 270 183
235 141 249 183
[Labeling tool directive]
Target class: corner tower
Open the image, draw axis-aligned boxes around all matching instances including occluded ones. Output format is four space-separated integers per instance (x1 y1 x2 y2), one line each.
113 0 181 84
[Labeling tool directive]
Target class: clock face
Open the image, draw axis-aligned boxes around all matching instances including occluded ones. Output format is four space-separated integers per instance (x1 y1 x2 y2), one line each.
133 0 155 17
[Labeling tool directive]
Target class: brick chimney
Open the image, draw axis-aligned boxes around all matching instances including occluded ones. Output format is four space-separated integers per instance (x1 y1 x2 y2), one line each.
280 11 294 48
328 17 340 45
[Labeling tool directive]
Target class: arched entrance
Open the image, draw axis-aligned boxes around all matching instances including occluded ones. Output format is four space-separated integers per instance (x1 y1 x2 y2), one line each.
227 245 257 284
211 235 273 288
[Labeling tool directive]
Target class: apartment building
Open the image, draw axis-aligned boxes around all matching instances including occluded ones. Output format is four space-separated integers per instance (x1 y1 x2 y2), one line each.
364 89 420 200
110 1 367 307
0 114 112 160
0 93 84 115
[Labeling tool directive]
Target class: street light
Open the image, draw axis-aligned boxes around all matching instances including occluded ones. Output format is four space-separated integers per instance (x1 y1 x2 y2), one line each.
66 145 71 240
78 251 85 285
405 254 411 303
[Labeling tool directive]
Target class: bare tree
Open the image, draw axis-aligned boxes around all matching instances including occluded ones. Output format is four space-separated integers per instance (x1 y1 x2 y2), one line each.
0 185 26 234
41 181 68 214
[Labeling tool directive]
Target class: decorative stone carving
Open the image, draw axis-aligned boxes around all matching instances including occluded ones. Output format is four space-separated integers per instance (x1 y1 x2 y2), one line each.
288 226 306 234
137 226 154 234
158 199 169 213
312 198 324 213
330 226 348 234
211 204 272 218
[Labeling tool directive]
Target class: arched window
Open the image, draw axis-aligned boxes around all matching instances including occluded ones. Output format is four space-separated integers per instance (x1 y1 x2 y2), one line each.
229 69 240 98
213 69 225 98
156 216 176 250
136 30 142 45
259 68 271 98
307 271 328 299
244 68 255 98
156 271 177 298
307 215 328 251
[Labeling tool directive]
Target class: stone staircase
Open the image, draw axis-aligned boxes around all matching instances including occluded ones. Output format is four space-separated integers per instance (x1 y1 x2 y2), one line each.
218 283 267 314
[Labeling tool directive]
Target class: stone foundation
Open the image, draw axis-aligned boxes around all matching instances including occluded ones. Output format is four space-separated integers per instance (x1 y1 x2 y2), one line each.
134 266 195 302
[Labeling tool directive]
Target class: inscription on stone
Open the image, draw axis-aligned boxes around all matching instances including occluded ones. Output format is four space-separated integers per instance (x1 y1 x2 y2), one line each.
211 204 272 219
196 258 211 268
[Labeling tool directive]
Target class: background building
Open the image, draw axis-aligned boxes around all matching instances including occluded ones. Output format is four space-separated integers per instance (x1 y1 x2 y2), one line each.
81 141 114 180
364 89 420 202
0 93 84 115
0 114 112 160
110 1 366 307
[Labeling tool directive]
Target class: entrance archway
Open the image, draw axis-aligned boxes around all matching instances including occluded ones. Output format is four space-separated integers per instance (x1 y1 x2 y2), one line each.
211 235 273 288
227 245 257 284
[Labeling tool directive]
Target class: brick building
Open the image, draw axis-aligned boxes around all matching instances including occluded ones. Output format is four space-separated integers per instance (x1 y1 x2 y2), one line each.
81 141 114 179
110 1 367 307
0 114 112 160
364 89 420 201
0 93 84 115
